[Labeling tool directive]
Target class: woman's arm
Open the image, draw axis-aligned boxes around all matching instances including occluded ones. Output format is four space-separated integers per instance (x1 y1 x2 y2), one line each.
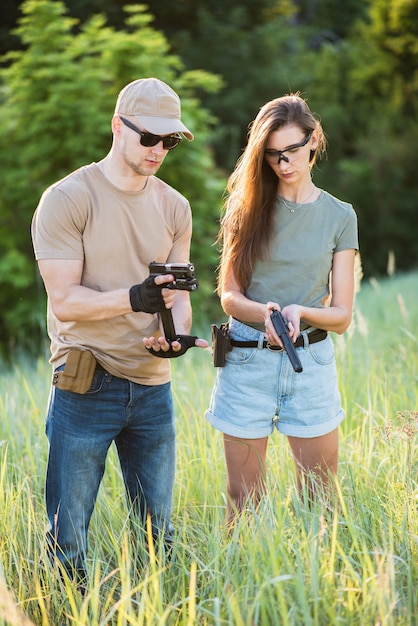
220 249 356 344
220 270 268 324
281 249 356 336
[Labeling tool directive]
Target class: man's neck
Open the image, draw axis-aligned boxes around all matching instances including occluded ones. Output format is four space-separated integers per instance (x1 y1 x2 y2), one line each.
99 155 148 192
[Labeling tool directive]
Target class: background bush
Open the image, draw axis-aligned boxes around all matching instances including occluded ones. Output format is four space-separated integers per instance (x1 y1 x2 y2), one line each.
1 0 418 357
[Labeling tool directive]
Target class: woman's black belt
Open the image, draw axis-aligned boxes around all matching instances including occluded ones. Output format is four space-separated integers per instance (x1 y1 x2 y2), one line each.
230 328 328 351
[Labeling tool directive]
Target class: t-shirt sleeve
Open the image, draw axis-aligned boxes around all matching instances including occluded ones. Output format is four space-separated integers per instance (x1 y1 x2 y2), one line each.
32 185 87 261
335 205 359 253
166 201 192 263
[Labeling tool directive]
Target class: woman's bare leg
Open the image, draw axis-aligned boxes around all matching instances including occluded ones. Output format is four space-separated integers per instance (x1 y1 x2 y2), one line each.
287 428 339 501
223 434 268 528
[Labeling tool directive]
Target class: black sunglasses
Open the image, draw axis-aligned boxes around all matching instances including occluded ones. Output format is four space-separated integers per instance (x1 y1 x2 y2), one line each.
264 132 312 164
119 116 182 150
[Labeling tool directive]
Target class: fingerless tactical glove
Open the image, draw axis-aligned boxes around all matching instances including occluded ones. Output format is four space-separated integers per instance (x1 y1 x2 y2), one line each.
145 335 198 358
129 277 165 313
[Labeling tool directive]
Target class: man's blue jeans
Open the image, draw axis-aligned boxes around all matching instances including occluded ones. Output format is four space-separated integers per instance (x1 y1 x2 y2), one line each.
45 368 175 579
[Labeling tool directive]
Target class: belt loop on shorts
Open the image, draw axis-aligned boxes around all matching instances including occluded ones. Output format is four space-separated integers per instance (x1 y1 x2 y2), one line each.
257 334 265 350
301 330 309 349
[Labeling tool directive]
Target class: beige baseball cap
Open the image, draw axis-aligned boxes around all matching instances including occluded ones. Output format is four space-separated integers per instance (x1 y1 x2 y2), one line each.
114 77 194 140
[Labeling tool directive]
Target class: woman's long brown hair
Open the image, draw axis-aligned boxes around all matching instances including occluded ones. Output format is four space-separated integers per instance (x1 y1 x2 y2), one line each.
217 93 326 295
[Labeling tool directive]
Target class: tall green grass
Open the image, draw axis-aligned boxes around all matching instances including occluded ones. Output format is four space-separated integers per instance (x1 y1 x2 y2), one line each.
0 271 417 625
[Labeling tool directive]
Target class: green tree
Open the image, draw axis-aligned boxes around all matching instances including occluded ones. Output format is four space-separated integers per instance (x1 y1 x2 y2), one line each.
0 0 224 356
142 0 299 170
2 0 418 352
135 0 369 171
261 0 418 277
330 0 418 275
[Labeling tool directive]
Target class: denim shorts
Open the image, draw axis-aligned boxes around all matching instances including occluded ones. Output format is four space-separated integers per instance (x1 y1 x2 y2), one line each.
205 318 344 439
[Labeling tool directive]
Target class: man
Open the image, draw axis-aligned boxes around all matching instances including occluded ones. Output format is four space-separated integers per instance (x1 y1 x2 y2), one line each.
31 77 208 587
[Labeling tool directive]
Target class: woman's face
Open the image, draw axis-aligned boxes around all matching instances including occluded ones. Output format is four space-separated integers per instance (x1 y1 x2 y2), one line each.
264 123 317 185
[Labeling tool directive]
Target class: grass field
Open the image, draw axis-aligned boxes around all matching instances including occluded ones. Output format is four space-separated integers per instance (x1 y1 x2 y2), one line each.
0 271 417 625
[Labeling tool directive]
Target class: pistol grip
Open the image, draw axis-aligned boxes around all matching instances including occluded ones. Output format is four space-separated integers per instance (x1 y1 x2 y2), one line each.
160 309 177 341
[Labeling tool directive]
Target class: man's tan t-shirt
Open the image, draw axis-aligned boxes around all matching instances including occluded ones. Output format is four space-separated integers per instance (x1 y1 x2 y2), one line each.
32 162 192 384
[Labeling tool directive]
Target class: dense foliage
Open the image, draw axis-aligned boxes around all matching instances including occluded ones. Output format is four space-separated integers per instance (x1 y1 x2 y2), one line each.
0 0 224 355
1 0 418 356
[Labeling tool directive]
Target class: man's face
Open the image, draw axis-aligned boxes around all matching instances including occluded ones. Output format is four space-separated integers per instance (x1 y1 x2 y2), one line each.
117 115 181 177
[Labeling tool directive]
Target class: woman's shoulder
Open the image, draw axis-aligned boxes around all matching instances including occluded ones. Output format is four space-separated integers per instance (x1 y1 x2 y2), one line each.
319 189 353 211
319 189 355 215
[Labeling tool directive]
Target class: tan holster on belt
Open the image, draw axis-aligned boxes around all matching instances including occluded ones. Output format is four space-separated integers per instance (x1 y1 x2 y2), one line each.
53 349 97 394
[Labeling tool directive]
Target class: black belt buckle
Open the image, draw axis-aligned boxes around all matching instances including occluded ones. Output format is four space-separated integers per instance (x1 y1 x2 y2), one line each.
266 342 283 352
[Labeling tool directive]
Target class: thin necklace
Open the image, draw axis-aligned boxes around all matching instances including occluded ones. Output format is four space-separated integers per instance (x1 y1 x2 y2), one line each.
280 185 317 213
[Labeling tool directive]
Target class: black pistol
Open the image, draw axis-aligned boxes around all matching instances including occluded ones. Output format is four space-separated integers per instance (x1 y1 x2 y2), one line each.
270 310 303 373
149 262 198 291
148 262 198 341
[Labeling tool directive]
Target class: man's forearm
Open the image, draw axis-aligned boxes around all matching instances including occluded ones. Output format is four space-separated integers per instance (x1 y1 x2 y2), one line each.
48 284 132 323
170 292 192 335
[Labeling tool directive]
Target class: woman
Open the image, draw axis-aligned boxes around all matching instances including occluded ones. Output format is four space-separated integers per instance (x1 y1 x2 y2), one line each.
205 93 359 527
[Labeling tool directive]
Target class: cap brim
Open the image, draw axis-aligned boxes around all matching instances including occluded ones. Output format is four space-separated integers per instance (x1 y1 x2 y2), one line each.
134 115 194 141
